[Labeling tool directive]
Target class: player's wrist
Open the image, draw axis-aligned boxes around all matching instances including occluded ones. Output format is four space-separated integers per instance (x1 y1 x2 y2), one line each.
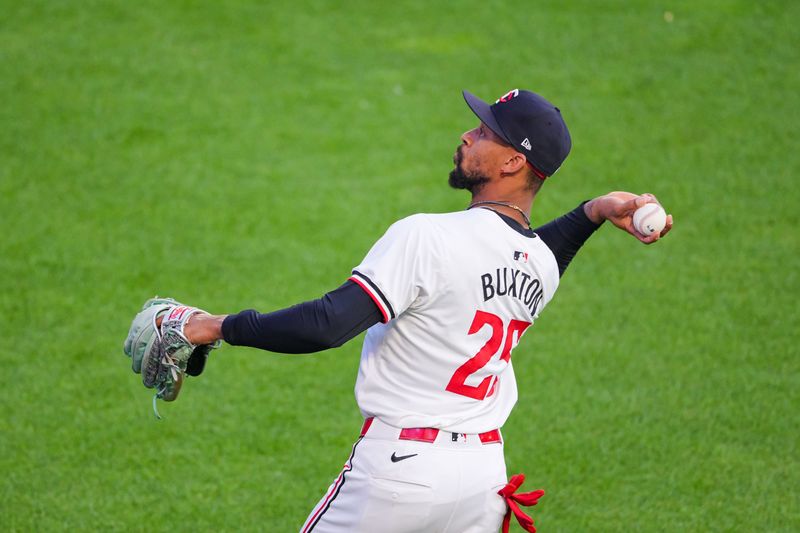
583 197 607 224
185 313 226 345
584 193 623 224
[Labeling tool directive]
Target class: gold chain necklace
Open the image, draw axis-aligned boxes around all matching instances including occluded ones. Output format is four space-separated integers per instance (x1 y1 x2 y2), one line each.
467 200 531 228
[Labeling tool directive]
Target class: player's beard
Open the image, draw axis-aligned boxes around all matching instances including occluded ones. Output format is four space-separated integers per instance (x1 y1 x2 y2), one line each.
449 146 490 193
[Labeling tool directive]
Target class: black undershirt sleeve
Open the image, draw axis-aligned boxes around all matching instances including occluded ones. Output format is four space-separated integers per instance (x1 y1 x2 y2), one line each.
534 202 603 277
221 280 382 353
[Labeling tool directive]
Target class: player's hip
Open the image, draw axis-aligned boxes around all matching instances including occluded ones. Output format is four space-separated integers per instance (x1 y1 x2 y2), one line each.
301 418 508 533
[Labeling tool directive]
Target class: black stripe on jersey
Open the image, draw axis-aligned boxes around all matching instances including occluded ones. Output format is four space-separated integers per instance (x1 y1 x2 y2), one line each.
352 270 396 320
306 437 363 532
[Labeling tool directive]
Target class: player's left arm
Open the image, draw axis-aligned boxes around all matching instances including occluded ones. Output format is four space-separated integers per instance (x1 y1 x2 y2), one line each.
175 281 382 350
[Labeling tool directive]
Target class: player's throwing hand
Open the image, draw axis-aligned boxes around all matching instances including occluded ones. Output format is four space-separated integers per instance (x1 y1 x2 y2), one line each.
584 191 673 244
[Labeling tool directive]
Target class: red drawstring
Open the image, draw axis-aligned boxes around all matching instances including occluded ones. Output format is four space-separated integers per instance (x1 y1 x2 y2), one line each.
498 474 545 532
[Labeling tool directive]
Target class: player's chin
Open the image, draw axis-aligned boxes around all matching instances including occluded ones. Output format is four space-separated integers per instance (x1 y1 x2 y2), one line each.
448 168 465 189
448 167 489 193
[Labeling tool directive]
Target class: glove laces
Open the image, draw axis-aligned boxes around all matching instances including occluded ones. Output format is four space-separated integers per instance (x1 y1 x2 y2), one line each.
152 392 162 420
151 351 181 420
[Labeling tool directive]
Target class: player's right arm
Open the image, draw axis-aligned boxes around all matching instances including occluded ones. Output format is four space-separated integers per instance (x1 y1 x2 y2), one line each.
533 201 602 276
534 192 672 276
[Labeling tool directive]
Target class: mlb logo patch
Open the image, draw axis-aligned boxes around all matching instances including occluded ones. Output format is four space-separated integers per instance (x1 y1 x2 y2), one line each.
513 251 528 263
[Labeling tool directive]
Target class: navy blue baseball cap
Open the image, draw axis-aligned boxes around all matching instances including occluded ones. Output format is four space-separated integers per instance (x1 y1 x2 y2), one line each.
462 89 571 178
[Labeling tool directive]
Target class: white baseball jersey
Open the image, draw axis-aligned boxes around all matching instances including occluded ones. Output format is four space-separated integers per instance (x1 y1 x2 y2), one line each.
349 208 560 433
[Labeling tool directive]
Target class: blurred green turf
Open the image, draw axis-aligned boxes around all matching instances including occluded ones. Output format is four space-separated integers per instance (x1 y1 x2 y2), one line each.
1 0 798 531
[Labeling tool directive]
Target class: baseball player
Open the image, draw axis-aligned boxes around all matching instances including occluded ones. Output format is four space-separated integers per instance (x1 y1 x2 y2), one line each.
134 88 672 532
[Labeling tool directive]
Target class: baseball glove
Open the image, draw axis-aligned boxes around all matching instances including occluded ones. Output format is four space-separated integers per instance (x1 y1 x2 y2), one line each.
123 297 220 417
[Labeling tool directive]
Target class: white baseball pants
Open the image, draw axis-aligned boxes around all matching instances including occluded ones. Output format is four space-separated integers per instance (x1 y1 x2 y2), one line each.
301 417 508 533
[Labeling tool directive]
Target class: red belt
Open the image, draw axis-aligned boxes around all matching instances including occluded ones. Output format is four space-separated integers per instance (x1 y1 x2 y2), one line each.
360 417 502 444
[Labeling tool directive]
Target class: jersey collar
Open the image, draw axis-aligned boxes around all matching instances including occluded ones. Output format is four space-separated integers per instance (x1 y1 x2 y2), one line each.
488 210 537 238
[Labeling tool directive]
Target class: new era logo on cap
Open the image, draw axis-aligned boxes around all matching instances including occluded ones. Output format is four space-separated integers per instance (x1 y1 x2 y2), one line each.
462 88 572 177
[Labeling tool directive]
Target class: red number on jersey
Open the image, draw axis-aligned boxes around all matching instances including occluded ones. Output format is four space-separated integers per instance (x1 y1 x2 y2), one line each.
501 319 531 362
445 311 531 400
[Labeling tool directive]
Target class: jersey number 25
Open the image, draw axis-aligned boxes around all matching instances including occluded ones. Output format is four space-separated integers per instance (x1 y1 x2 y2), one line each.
445 310 531 400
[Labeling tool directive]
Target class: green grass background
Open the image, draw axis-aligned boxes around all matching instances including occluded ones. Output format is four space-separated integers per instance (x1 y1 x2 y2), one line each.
1 0 798 531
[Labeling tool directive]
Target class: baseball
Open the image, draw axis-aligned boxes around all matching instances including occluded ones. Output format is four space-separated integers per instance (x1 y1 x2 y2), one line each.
633 203 667 235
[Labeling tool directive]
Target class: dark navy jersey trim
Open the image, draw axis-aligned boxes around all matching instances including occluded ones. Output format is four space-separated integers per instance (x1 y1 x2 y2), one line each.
491 210 538 238
352 270 396 319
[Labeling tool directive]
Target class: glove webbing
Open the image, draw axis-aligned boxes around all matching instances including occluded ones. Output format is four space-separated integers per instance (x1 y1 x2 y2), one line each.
152 305 202 419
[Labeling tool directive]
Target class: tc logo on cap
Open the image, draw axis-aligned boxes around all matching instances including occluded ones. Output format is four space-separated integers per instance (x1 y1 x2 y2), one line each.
496 89 519 103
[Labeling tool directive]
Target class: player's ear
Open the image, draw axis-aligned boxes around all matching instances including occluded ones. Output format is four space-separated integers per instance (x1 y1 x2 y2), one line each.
501 151 528 175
